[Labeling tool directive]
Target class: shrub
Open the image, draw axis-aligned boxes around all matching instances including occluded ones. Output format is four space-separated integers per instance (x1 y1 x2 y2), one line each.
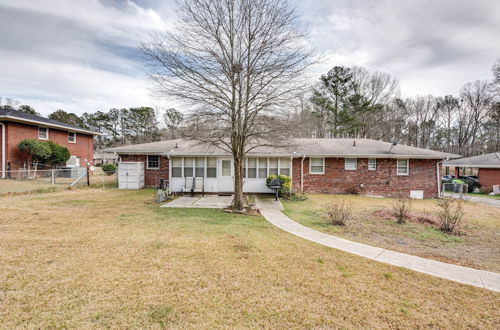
437 198 464 233
285 193 308 201
102 163 117 175
45 141 71 165
479 186 492 194
392 196 413 224
345 186 360 195
266 174 291 196
323 198 352 226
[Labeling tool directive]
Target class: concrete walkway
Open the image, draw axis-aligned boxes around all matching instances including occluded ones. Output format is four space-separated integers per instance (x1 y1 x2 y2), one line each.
464 195 500 208
161 196 233 208
256 197 500 292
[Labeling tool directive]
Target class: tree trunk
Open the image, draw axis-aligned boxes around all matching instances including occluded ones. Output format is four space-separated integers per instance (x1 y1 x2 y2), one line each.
233 156 244 211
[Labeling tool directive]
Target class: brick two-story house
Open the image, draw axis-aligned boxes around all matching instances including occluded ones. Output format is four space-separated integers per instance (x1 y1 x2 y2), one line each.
0 109 99 178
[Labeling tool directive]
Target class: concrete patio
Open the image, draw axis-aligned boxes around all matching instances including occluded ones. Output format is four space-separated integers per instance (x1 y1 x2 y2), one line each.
161 195 233 208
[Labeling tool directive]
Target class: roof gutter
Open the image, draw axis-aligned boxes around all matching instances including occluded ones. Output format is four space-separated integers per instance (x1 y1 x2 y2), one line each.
0 122 5 178
0 115 102 136
442 164 500 168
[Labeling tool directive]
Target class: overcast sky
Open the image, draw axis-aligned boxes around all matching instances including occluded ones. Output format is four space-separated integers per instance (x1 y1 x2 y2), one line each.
1 0 499 116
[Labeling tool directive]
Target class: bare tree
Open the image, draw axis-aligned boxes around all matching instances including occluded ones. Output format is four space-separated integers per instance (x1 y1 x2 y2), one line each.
457 80 493 155
142 0 313 210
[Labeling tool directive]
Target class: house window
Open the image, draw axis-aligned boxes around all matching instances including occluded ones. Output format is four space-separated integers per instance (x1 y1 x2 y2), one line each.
345 158 357 170
184 157 194 177
310 158 324 174
172 157 182 177
279 158 290 176
68 132 76 143
206 158 217 178
368 158 377 171
247 158 257 178
221 159 231 176
147 155 160 169
258 158 267 178
195 157 205 177
269 158 278 176
397 159 409 175
38 127 48 140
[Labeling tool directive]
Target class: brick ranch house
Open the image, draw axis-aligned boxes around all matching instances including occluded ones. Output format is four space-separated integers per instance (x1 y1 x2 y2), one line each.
0 109 99 178
107 138 459 198
443 152 500 190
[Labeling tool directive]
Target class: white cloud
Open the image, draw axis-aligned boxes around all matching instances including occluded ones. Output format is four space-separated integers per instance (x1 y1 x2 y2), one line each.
0 0 498 117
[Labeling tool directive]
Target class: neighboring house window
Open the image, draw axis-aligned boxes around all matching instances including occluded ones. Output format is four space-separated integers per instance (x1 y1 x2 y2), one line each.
68 132 76 143
184 157 194 176
38 127 48 140
247 158 257 178
269 158 278 176
147 155 160 169
397 159 409 175
345 158 357 170
258 158 267 178
172 157 182 177
279 158 290 176
368 158 377 171
206 158 217 178
195 157 205 177
310 157 325 174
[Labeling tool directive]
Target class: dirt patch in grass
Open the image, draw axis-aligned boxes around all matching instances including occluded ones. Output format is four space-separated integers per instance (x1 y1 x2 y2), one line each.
283 194 500 272
0 189 499 328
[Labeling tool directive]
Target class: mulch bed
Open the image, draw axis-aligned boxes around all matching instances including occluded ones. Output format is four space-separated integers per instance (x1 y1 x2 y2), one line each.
372 209 439 226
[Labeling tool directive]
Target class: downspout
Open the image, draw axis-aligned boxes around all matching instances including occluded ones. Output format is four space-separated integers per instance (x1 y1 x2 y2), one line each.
0 122 5 179
436 161 442 198
300 154 306 193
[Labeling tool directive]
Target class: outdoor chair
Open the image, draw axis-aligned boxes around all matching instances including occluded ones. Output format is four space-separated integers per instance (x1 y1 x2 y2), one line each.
181 177 205 197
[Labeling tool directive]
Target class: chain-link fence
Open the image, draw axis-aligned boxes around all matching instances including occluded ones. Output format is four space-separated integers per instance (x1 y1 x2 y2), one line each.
0 167 117 195
442 182 468 199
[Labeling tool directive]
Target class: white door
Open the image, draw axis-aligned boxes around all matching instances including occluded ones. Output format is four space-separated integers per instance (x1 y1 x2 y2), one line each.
218 158 233 192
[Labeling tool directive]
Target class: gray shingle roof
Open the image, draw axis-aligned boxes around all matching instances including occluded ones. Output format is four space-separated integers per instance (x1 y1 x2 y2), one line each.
105 138 460 159
443 152 500 168
0 108 99 135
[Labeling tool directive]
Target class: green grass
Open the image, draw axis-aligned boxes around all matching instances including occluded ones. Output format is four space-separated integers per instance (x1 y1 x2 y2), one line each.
0 189 499 328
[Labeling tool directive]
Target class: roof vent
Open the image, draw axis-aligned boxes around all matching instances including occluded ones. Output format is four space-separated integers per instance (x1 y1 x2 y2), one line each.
353 140 356 147
175 143 178 148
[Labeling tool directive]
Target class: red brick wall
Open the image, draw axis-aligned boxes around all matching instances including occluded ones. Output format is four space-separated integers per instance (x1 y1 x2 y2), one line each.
2 121 94 170
478 168 500 189
292 157 440 198
120 154 169 187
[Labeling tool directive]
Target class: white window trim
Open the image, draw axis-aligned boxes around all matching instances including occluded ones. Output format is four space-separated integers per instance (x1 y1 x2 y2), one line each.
344 158 357 170
368 158 377 171
147 155 160 170
309 157 325 175
397 159 409 176
68 132 77 143
38 127 49 140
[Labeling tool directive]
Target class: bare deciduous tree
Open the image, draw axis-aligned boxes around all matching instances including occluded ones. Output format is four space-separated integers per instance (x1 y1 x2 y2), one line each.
142 0 313 210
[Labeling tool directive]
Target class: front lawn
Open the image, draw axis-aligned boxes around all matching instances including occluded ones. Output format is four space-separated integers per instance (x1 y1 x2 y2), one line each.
0 189 499 328
283 194 500 272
